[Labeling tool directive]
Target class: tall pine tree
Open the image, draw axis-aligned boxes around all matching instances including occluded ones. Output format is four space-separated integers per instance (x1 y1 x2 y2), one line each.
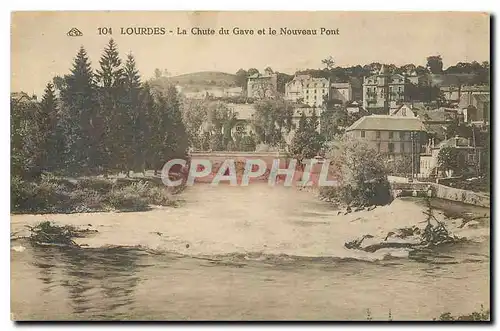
38 82 61 171
60 46 99 174
96 39 125 174
161 86 189 162
123 53 143 174
140 83 161 172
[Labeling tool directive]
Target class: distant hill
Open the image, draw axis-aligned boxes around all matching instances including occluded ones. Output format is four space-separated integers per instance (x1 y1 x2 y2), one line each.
169 71 237 88
149 71 239 94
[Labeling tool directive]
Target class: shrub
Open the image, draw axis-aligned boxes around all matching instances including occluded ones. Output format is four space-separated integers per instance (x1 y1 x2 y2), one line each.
434 305 490 321
76 177 114 193
321 137 392 206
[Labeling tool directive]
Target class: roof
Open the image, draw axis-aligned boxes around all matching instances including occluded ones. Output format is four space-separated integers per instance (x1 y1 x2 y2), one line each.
424 123 447 140
294 74 311 81
472 94 490 103
416 108 454 122
346 115 426 132
331 82 351 88
437 136 470 148
389 103 415 116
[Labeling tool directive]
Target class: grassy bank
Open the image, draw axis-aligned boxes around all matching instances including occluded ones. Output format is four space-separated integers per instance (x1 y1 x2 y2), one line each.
11 174 181 214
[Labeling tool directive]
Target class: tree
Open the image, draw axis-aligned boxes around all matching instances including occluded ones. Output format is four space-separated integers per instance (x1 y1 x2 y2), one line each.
96 38 125 173
289 111 325 164
235 68 248 89
156 86 189 165
323 136 391 206
437 146 463 176
11 93 40 177
426 55 444 74
60 46 99 174
264 66 274 75
38 82 62 172
181 98 209 150
122 53 143 173
322 56 335 70
154 68 163 79
252 98 293 147
247 68 259 76
398 64 416 75
140 83 161 171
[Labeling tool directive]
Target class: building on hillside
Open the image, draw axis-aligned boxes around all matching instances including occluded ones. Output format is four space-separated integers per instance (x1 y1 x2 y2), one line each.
419 136 484 178
459 93 490 125
285 74 352 107
247 73 278 99
440 84 489 103
362 65 410 114
284 74 311 102
389 103 416 117
330 82 353 104
303 78 330 107
346 101 362 114
345 115 426 174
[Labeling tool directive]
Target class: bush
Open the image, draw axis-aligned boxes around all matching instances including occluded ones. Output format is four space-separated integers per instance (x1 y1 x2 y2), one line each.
76 177 113 193
321 137 392 207
105 185 150 211
11 175 176 214
434 305 490 321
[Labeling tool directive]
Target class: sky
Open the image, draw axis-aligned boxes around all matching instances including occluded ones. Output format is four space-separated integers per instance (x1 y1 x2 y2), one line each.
11 11 490 95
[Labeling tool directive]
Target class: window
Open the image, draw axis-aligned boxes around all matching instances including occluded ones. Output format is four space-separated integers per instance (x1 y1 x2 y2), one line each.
388 143 394 153
361 131 365 138
377 143 381 152
402 109 407 116
376 131 381 139
401 143 405 153
389 131 394 139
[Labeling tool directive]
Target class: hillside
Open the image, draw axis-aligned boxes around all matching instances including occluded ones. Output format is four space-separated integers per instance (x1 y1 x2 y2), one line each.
169 71 238 88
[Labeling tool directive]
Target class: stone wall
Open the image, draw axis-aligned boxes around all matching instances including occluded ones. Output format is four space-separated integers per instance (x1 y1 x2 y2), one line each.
390 181 490 207
431 183 490 207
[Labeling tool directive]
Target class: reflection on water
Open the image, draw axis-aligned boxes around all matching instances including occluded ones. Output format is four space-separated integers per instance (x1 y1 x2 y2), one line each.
11 240 489 321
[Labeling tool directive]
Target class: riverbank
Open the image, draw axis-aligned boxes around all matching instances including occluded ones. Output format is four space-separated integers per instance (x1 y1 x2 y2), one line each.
11 174 182 214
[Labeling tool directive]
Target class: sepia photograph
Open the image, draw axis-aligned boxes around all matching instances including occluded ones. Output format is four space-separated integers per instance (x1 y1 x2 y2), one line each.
10 11 491 321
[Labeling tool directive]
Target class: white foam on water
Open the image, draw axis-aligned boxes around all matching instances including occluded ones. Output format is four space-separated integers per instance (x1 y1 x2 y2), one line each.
10 184 489 262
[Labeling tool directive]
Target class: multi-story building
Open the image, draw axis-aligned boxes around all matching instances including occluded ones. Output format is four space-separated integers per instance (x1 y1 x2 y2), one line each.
419 136 484 178
330 82 352 104
362 65 408 113
285 74 353 107
303 78 330 107
247 73 278 99
345 115 426 173
440 84 489 103
284 74 311 102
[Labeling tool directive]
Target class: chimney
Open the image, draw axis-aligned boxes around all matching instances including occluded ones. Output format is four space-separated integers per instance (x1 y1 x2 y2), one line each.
455 135 459 147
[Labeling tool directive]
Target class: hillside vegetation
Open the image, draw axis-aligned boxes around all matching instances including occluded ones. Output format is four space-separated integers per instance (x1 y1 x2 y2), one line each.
151 71 238 92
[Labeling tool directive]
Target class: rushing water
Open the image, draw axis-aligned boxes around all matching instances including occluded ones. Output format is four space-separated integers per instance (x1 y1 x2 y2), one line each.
11 184 490 321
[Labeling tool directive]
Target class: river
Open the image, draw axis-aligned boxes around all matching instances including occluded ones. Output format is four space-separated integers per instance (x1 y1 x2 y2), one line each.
10 184 490 321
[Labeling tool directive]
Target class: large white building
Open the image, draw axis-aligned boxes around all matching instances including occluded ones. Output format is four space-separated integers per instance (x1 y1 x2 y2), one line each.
285 74 352 107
